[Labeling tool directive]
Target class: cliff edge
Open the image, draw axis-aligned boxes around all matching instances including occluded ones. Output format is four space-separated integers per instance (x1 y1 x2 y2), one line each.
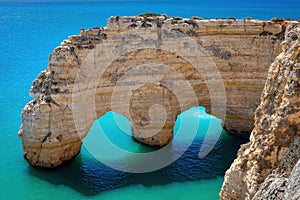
220 24 300 200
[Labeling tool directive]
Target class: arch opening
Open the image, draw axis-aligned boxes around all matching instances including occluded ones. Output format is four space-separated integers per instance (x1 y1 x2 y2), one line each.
82 106 247 172
19 17 282 168
27 106 247 196
83 111 158 156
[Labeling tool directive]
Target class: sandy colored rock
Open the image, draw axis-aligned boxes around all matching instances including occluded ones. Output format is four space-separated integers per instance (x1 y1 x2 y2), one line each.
220 24 300 200
18 16 297 168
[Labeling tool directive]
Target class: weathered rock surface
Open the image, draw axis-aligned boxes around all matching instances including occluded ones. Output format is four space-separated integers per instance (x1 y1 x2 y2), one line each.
284 159 300 200
252 158 300 200
251 138 300 200
252 174 288 200
19 15 296 168
220 24 300 200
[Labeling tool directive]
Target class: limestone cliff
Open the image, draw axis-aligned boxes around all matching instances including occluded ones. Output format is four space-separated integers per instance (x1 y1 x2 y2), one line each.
220 24 300 200
18 15 295 168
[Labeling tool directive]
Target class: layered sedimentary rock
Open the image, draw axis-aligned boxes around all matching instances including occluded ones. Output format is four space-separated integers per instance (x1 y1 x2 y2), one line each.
19 15 295 168
220 24 300 200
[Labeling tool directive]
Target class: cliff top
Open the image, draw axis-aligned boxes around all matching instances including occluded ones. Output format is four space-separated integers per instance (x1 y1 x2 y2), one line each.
60 15 298 48
105 15 299 32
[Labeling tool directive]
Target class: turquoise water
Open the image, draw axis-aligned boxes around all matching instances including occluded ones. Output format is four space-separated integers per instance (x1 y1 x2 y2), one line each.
0 1 299 199
15 109 245 200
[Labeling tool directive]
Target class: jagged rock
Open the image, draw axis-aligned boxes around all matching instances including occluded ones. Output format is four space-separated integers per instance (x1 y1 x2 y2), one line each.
284 159 300 200
252 159 300 200
220 25 300 200
252 174 288 200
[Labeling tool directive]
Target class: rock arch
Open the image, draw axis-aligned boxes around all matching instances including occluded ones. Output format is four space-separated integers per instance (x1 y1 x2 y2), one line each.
19 16 289 168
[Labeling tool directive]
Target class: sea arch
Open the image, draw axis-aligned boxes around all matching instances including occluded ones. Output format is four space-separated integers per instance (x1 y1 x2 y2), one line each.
19 16 285 168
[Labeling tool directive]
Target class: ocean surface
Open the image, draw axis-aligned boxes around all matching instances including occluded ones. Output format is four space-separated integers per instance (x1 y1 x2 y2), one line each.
0 1 299 199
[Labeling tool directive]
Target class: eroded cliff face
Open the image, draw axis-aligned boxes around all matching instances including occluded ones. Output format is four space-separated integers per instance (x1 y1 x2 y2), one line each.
220 25 300 200
18 15 294 168
252 138 300 200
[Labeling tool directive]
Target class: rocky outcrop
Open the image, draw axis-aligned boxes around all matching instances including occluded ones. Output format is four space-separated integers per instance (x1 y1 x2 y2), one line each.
251 137 300 200
252 158 300 200
220 24 300 200
284 159 300 200
19 15 296 168
252 174 288 200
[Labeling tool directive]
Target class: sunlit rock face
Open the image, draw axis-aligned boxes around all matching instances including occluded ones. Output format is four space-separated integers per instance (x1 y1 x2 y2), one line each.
18 15 294 168
220 24 300 200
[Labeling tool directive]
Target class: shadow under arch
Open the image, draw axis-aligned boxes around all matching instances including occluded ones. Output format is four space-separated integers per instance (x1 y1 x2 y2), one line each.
28 108 247 197
84 111 159 155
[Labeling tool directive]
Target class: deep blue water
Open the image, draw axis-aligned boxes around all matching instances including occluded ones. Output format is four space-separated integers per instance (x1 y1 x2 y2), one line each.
0 1 298 199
